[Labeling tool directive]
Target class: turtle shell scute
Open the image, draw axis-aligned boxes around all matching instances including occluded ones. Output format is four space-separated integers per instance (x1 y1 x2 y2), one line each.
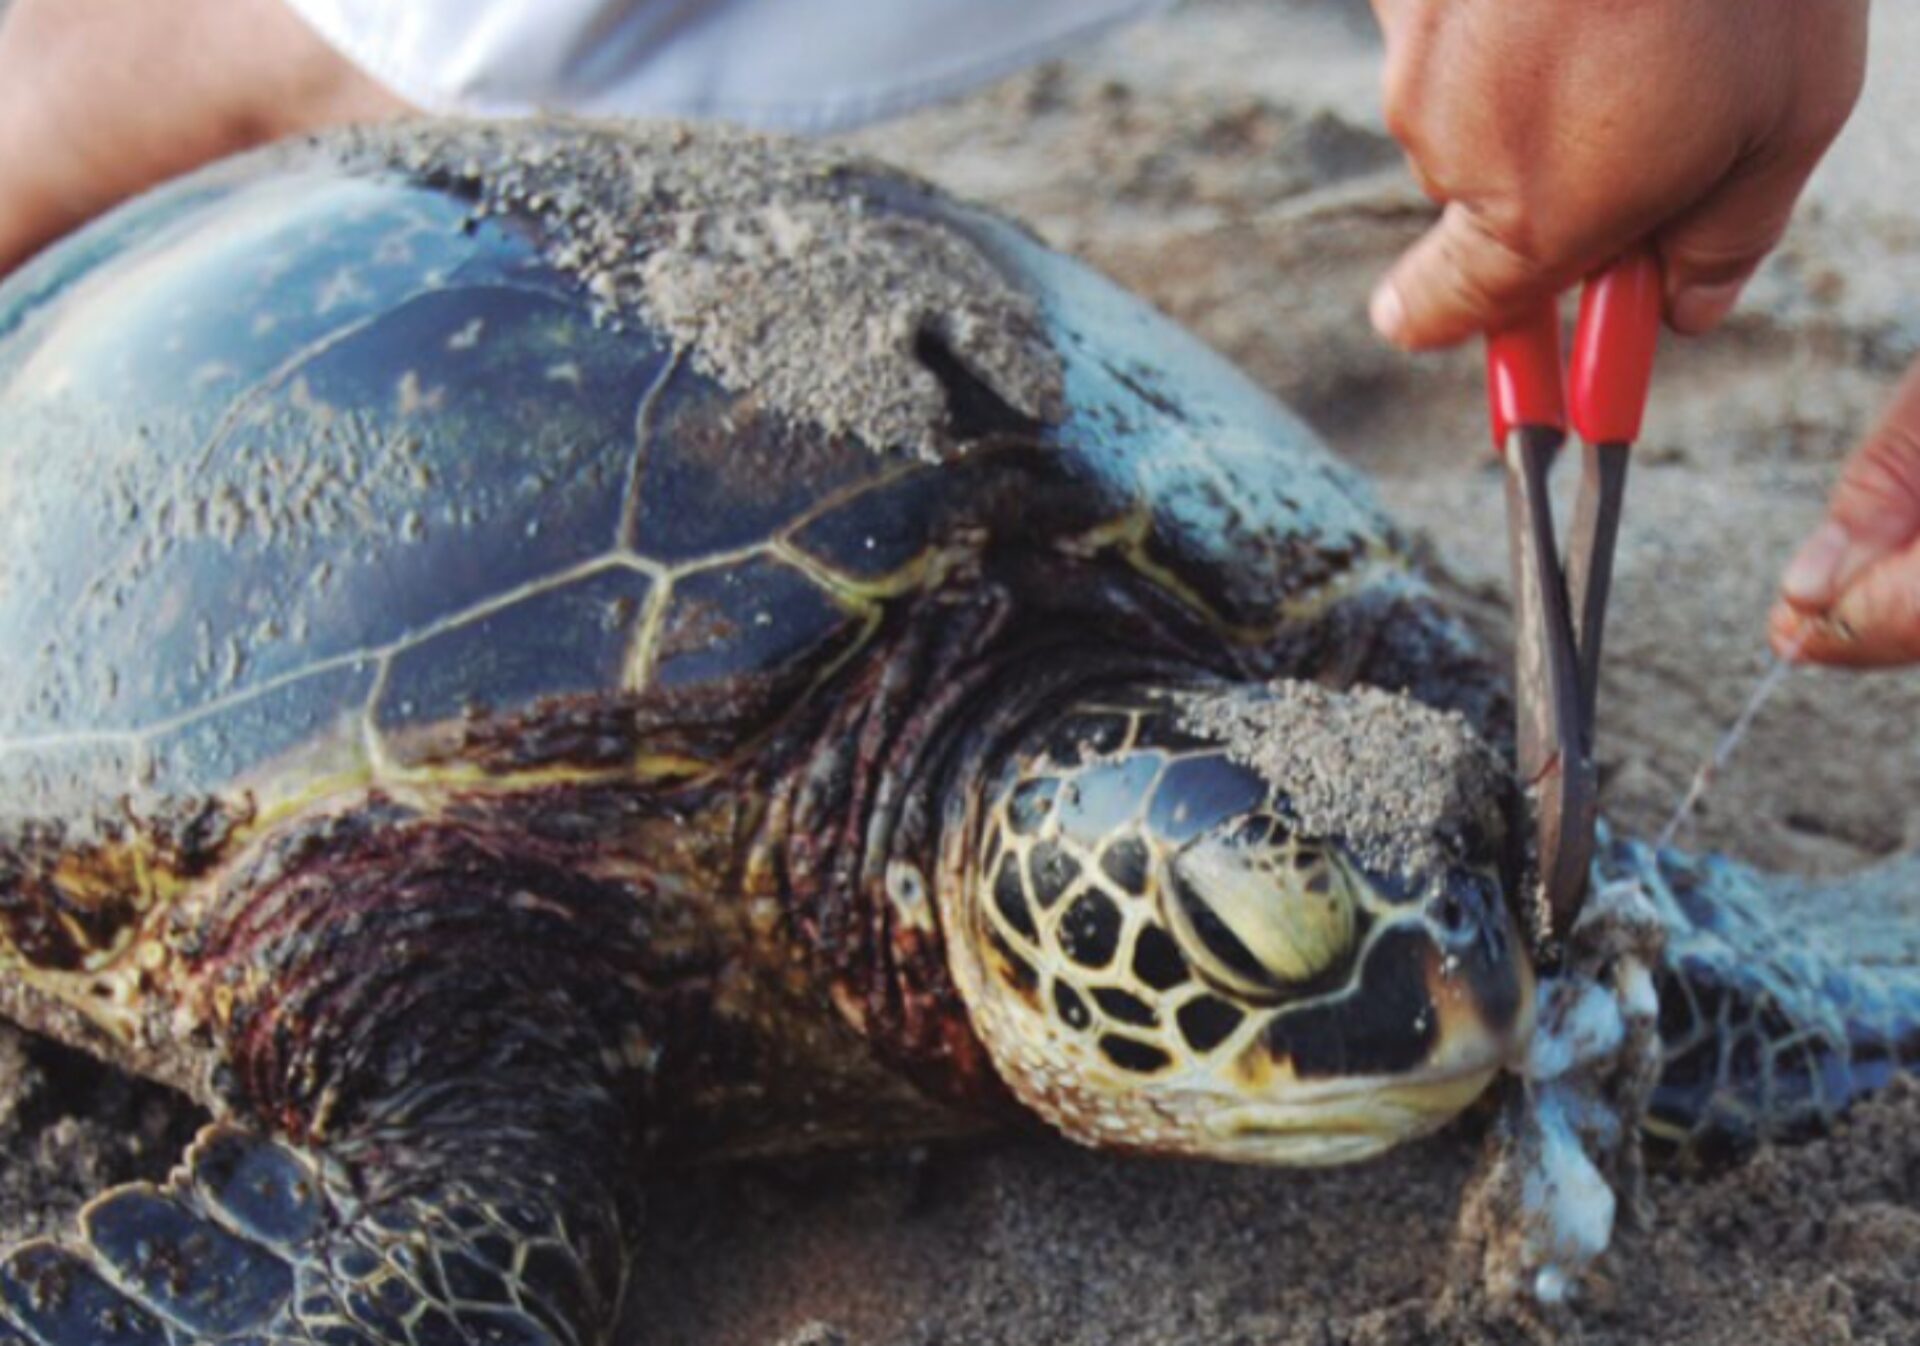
0 120 1400 833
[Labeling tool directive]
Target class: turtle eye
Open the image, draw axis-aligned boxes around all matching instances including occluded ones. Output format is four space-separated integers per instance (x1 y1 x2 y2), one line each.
1161 816 1358 1004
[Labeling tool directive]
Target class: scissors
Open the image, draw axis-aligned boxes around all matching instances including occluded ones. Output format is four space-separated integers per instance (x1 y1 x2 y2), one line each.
1485 250 1662 954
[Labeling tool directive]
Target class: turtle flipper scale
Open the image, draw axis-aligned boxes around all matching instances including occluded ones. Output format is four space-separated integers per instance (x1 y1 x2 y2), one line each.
0 1122 616 1346
1605 834 1920 1164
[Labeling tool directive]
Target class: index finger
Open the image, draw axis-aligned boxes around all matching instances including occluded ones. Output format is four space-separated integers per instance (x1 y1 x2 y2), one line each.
1778 361 1920 619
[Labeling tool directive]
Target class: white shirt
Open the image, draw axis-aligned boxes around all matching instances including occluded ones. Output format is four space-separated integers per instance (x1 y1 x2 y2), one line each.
283 0 1169 132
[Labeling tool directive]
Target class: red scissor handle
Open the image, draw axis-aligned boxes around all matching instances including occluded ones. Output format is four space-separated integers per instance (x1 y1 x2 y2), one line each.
1485 249 1662 450
1486 299 1566 448
1570 249 1662 445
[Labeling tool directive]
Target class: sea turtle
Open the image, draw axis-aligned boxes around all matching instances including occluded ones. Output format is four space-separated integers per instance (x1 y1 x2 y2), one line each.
0 120 1913 1346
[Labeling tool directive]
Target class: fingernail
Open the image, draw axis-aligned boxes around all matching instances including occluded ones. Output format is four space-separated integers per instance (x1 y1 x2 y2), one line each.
1767 603 1810 660
1369 280 1407 344
1669 280 1745 335
1780 521 1852 609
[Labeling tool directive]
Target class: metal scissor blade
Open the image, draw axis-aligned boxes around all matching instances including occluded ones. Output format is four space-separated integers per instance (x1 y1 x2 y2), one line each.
1503 427 1574 788
1565 440 1630 735
1503 424 1599 950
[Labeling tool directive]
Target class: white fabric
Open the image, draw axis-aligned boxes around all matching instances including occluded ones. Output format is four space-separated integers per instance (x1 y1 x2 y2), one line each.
282 0 1169 132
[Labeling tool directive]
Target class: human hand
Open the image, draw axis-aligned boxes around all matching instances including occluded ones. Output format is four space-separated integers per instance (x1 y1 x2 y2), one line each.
1367 0 1868 350
1772 361 1920 668
0 0 411 278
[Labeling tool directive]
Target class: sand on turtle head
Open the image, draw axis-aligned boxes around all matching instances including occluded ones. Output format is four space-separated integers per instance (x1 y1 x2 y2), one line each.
334 118 1065 465
1179 680 1508 883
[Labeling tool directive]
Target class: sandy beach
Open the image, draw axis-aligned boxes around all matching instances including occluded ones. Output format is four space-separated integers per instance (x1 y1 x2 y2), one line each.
0 2 1917 1342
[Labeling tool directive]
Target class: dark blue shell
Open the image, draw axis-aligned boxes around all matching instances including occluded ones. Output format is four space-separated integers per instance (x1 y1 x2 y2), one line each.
0 124 1395 819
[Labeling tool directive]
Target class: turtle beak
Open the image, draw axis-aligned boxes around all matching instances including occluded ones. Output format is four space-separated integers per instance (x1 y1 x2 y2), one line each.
1423 872 1537 1079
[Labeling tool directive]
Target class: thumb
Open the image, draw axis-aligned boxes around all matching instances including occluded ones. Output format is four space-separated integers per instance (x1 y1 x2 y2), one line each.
1779 362 1920 616
1370 202 1574 351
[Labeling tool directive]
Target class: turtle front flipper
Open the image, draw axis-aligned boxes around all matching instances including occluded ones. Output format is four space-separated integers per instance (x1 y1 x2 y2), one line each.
1604 833 1920 1164
1 1117 623 1345
0 804 665 1345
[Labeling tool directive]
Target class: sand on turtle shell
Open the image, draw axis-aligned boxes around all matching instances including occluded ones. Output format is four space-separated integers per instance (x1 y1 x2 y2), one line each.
339 119 1065 464
1 3 1919 1345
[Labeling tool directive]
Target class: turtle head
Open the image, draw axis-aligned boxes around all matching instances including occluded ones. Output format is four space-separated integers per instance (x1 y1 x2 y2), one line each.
945 680 1533 1165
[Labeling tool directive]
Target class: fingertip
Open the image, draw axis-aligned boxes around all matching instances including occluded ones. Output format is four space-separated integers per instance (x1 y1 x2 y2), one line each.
1369 279 1410 348
1377 207 1549 352
1766 602 1818 662
1778 520 1852 612
1767 600 1878 667
1667 278 1747 336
